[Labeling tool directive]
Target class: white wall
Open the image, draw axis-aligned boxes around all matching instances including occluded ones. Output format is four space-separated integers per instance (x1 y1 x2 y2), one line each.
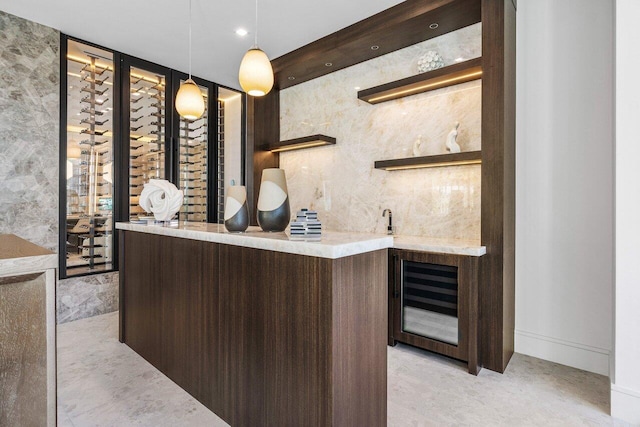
515 0 614 376
612 0 640 422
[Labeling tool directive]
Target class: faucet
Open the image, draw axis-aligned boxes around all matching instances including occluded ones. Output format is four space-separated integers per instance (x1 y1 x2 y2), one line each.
382 209 393 235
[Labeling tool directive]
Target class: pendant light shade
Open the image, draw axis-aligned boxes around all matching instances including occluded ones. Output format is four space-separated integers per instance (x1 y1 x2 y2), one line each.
239 48 274 96
238 0 273 97
176 78 205 120
176 0 205 120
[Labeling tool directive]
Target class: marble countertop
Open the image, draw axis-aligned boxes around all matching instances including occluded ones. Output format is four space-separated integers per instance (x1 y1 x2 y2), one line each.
117 222 487 258
393 235 486 256
116 222 394 259
0 234 57 276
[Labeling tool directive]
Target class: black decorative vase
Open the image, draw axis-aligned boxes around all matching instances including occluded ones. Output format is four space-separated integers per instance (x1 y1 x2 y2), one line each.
257 168 290 232
224 186 249 232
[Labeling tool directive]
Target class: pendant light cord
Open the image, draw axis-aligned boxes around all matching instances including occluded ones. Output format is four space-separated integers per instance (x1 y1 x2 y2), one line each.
255 0 258 48
189 0 193 79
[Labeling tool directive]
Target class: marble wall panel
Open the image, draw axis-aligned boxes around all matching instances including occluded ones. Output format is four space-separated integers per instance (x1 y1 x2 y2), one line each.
57 271 119 324
0 11 118 323
0 10 59 251
280 24 482 239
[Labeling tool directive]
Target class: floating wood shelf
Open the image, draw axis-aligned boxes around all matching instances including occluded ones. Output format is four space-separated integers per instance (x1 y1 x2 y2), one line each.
374 150 482 171
266 134 336 153
358 58 482 104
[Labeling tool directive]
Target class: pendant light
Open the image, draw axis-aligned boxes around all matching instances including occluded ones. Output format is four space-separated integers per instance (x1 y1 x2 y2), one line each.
175 0 205 120
238 0 274 96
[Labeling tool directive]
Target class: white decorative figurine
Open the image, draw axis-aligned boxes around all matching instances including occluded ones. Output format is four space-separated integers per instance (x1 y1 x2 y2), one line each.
139 179 184 222
412 135 424 157
446 122 461 153
417 51 445 73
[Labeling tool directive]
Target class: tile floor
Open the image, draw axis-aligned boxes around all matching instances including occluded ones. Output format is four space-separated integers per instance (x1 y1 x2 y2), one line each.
57 312 628 426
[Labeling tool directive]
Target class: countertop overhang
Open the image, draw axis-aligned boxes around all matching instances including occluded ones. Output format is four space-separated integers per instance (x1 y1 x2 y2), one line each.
116 222 486 258
0 234 57 276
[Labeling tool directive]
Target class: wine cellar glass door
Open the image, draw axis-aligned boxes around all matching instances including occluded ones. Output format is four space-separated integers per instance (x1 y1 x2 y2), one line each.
171 73 214 223
62 39 116 277
122 58 172 221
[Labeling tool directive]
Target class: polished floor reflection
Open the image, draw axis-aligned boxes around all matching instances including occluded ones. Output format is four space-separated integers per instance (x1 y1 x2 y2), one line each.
57 312 621 426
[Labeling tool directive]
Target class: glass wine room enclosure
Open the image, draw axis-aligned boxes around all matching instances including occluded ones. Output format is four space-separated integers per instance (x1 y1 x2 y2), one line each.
60 37 245 278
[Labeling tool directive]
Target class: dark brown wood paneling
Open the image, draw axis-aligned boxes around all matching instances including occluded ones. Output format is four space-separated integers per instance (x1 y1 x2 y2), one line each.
248 90 280 226
121 230 388 425
119 231 125 343
161 237 211 402
202 240 225 420
263 249 333 426
272 0 481 89
388 250 398 346
218 244 268 425
266 134 336 152
121 231 163 368
480 0 516 373
375 150 482 171
502 0 517 369
332 250 388 426
358 57 482 104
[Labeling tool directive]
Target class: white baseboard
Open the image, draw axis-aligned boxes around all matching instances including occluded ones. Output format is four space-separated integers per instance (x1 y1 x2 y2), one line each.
611 384 640 424
515 329 610 376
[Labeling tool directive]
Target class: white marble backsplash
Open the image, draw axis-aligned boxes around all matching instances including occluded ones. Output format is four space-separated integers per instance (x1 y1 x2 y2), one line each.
280 24 482 239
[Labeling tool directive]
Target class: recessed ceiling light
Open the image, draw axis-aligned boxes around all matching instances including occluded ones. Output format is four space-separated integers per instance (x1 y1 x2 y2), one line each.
288 76 295 80
235 28 248 37
354 86 361 90
371 45 379 50
429 23 439 29
455 57 464 62
325 62 333 67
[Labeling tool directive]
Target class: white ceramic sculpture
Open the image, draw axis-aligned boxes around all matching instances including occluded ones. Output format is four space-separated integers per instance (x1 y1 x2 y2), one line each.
417 51 445 73
412 135 424 156
446 122 461 153
139 179 184 221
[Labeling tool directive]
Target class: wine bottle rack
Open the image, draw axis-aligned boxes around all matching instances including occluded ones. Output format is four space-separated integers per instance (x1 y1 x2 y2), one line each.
216 99 225 224
65 48 114 274
128 67 167 218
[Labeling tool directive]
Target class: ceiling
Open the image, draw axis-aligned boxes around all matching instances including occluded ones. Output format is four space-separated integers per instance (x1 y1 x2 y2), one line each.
0 0 404 90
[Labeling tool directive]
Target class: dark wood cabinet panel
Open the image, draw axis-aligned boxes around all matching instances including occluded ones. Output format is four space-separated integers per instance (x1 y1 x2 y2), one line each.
120 230 387 426
120 231 163 369
161 237 212 403
480 0 517 373
331 250 388 425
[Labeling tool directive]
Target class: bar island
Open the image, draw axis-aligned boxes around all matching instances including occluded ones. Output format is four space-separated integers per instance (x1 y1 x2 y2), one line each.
116 222 393 426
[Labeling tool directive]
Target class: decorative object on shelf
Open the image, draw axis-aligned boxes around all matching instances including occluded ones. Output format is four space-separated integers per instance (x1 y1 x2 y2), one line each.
446 122 461 153
257 168 290 232
374 150 482 171
290 209 322 240
416 50 444 73
268 134 336 152
224 184 249 232
238 0 274 96
412 135 424 157
175 0 205 120
139 179 184 222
